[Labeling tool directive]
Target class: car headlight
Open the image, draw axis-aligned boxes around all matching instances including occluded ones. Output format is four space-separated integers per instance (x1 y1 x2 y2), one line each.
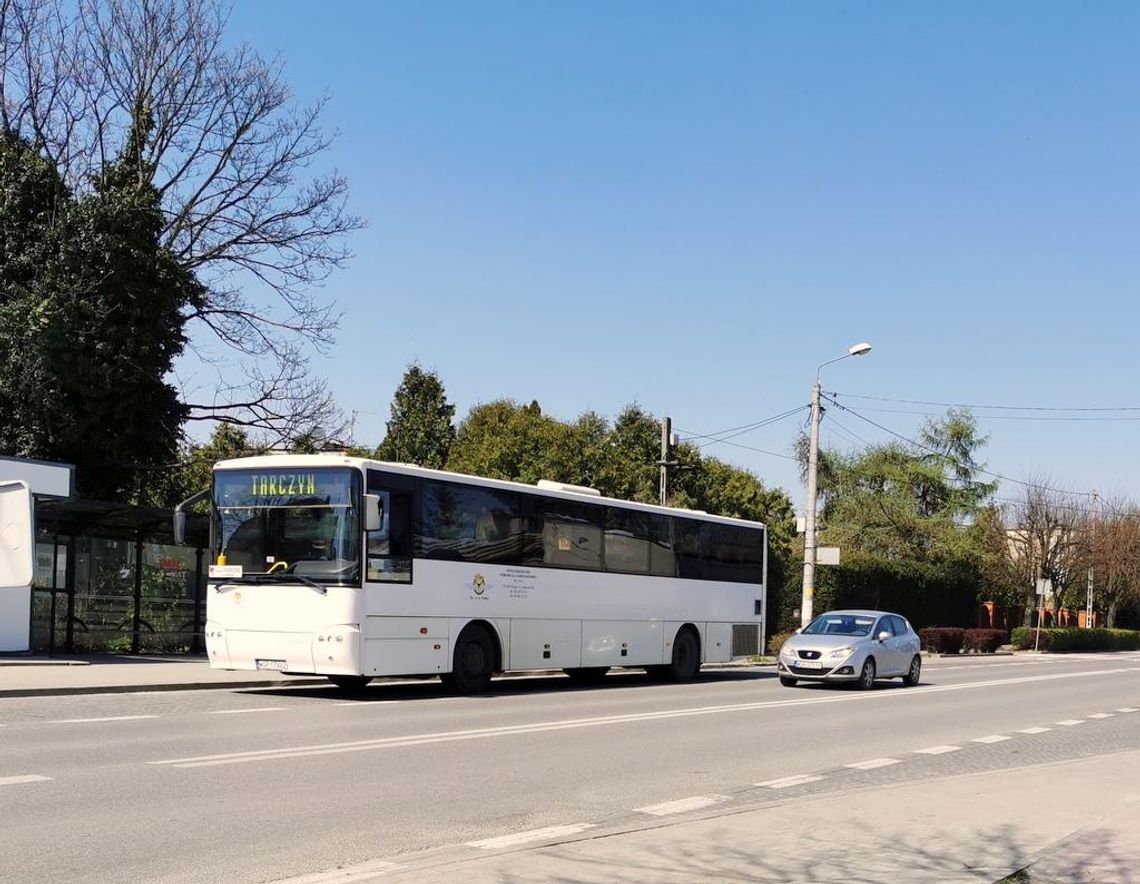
781 646 797 657
827 646 855 659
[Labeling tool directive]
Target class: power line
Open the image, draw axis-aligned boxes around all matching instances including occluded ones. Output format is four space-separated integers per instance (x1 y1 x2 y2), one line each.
822 395 1094 500
829 392 1140 413
829 403 1140 423
676 405 808 449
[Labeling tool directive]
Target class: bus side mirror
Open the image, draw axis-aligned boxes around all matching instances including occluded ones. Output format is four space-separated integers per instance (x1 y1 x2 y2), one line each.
365 494 383 532
173 488 209 546
0 481 34 588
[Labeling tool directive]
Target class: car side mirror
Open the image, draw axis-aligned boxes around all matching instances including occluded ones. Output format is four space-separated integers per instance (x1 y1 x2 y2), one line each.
365 494 383 532
794 627 802 635
877 630 891 643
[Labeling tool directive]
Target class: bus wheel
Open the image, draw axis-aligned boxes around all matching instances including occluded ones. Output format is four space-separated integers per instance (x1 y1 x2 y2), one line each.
451 625 496 694
564 667 608 684
328 675 372 691
665 627 701 682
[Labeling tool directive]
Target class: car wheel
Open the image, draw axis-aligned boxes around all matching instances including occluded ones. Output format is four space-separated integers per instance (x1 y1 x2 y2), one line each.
857 657 876 690
779 675 798 687
903 654 921 687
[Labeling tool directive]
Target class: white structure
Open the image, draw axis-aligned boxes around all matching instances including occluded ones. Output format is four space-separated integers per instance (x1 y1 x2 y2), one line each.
0 457 74 652
196 454 768 691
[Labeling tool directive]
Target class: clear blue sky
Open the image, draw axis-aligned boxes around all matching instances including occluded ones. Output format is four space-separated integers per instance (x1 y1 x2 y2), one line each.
212 1 1139 511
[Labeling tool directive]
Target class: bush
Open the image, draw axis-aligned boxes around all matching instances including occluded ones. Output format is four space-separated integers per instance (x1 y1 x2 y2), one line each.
919 627 965 654
963 628 1007 653
1010 626 1138 652
767 631 795 654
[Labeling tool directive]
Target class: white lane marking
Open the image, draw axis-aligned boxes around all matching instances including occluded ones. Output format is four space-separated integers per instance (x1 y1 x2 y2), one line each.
467 824 594 850
971 735 1011 744
269 858 403 883
1055 719 1085 727
634 795 727 816
0 775 52 786
1018 727 1051 734
845 758 901 771
206 707 287 715
1117 708 1138 713
915 745 961 755
148 666 1140 769
1088 713 1114 719
756 774 825 789
52 715 159 724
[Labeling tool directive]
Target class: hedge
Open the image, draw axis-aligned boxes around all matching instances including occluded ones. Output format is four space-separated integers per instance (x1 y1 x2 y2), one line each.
920 628 965 654
963 628 1007 653
768 554 979 637
767 631 795 654
1010 627 1140 652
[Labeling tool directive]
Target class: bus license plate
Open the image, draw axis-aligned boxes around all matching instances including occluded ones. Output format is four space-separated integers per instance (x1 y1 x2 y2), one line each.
255 659 288 671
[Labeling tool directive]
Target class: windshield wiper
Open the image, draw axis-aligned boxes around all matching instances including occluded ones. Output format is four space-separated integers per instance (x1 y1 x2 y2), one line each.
209 572 327 593
259 571 326 594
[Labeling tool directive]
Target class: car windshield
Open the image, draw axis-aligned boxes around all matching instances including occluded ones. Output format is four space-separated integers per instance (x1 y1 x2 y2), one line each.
803 614 877 636
212 468 361 583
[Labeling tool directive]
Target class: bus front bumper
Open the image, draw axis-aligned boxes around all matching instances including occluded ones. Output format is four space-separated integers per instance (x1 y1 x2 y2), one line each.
206 623 361 675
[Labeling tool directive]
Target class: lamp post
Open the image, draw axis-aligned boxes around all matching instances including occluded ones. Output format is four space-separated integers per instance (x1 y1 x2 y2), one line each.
800 341 872 628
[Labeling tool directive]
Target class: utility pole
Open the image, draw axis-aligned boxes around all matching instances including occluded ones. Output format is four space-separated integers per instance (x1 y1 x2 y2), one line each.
800 342 872 628
801 380 822 627
658 417 674 506
1086 489 1098 628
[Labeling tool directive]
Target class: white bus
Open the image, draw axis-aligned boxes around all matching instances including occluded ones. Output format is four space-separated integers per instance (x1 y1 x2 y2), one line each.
183 454 767 692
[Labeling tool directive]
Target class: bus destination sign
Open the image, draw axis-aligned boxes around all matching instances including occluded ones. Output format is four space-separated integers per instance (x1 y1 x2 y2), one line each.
248 473 317 497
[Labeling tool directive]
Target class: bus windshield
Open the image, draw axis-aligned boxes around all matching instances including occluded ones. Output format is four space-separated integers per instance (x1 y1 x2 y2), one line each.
212 468 361 583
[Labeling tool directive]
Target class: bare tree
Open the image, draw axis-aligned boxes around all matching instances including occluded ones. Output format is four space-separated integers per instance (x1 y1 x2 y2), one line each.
0 0 361 435
1004 479 1087 626
1088 499 1140 628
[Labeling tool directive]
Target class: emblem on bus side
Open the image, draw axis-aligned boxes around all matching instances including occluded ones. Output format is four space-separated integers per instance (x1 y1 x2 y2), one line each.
472 574 486 595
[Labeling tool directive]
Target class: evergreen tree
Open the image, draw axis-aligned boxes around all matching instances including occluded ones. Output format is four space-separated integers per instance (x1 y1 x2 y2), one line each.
375 364 456 469
0 120 200 501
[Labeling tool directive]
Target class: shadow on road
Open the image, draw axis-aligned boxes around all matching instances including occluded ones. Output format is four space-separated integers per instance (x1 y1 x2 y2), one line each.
247 666 781 703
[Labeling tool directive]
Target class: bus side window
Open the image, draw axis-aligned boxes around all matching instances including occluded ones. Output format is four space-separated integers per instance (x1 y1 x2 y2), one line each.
367 490 412 583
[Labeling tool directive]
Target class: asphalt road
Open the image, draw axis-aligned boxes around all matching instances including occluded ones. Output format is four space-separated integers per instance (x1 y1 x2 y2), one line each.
2 653 1138 884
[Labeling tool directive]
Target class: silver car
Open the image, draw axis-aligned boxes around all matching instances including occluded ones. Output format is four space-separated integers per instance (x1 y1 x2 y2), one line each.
776 609 922 689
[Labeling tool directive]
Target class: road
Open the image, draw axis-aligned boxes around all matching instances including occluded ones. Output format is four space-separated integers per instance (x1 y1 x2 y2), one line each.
2 653 1138 883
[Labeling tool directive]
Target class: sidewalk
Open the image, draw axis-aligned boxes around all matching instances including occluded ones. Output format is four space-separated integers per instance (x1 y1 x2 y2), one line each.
0 654 326 697
378 749 1140 884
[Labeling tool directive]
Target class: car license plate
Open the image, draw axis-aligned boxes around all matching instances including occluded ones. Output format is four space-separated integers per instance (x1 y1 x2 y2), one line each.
255 659 288 671
797 659 823 670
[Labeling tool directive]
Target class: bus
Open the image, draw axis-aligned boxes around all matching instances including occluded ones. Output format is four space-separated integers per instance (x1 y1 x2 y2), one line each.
180 453 767 693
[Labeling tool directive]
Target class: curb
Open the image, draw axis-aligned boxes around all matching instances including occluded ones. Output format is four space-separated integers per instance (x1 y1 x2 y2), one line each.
0 661 773 699
0 678 329 699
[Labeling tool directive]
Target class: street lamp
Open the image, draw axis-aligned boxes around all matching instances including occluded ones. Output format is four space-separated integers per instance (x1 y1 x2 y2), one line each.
800 341 872 628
